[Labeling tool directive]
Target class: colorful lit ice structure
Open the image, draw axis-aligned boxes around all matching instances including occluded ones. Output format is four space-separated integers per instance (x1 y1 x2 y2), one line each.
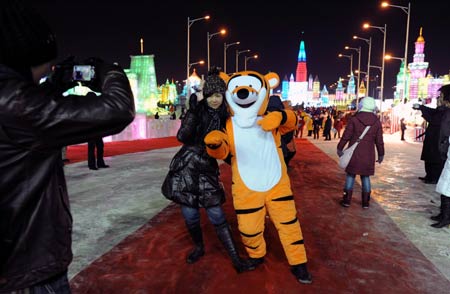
295 39 307 82
335 78 345 101
320 85 329 105
408 28 429 99
128 54 159 114
347 72 356 97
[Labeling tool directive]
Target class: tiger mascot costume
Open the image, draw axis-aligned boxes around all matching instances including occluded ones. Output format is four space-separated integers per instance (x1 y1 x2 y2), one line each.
204 70 312 284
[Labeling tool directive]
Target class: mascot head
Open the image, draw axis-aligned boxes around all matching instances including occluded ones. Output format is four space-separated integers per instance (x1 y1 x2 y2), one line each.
219 71 280 127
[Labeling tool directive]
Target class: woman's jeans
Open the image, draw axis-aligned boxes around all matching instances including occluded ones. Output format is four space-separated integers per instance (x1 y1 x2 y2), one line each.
181 205 226 226
344 173 371 193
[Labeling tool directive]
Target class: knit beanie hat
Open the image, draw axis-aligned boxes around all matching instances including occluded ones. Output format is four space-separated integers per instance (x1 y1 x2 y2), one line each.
360 96 376 113
203 67 226 98
0 0 58 71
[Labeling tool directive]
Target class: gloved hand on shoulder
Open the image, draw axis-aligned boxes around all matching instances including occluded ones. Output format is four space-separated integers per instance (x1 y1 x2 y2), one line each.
337 149 344 157
377 155 384 163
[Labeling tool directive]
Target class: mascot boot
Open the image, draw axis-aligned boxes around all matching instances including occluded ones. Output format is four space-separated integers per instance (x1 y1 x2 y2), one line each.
431 195 445 221
362 191 371 209
291 263 312 284
215 222 255 273
431 196 450 228
340 189 353 207
186 223 205 264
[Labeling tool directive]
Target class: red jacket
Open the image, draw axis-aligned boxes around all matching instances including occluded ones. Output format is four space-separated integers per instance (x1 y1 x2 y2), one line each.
337 112 384 176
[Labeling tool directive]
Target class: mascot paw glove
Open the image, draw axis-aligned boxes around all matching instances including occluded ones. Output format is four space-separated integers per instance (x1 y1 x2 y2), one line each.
257 111 283 131
204 130 226 149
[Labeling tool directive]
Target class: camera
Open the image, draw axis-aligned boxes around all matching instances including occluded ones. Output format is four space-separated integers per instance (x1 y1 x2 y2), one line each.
412 103 421 110
72 65 95 82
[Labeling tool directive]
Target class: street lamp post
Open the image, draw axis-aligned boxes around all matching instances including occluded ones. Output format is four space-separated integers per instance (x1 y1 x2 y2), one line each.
345 46 361 97
382 2 410 101
207 29 226 70
189 60 205 69
223 41 240 74
338 53 353 77
364 23 387 113
244 54 258 71
236 49 250 72
187 15 210 79
353 35 372 96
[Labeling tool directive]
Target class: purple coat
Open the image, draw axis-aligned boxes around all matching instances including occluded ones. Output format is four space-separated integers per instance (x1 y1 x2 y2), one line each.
337 112 384 176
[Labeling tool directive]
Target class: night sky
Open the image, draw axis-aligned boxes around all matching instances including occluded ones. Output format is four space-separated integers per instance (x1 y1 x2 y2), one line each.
34 0 450 99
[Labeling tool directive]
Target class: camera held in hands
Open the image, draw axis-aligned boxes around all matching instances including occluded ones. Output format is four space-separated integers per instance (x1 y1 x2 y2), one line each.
72 65 95 82
412 103 421 110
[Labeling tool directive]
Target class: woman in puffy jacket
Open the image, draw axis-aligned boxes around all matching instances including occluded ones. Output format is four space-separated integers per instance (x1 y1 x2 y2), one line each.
161 68 254 273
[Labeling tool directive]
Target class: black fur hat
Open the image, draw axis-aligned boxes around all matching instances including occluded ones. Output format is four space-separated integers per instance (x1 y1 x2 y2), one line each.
0 0 57 71
439 84 450 101
203 67 226 98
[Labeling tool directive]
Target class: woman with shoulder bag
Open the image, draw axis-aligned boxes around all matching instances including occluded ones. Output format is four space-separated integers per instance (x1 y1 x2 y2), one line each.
336 97 385 208
161 68 255 273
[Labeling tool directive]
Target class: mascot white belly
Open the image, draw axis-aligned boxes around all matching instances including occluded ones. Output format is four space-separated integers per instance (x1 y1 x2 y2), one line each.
232 117 281 192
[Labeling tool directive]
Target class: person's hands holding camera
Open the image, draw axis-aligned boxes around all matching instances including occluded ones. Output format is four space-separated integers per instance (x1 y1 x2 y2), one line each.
83 57 121 93
47 56 78 94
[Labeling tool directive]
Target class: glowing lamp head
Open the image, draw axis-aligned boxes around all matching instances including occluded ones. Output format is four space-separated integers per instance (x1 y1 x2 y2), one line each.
345 46 349 49
338 54 343 57
220 29 226 35
363 23 370 29
384 55 392 60
353 35 358 39
204 15 210 20
381 2 389 7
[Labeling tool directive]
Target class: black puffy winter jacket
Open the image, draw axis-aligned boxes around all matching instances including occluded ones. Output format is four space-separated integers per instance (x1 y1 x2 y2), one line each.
0 64 135 292
161 102 226 208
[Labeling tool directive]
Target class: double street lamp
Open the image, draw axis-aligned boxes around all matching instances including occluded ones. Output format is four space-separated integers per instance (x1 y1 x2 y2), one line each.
353 35 372 96
187 15 210 79
364 22 387 113
236 49 250 72
224 41 240 74
338 53 353 77
382 1 411 101
244 54 258 71
207 29 227 70
345 46 361 97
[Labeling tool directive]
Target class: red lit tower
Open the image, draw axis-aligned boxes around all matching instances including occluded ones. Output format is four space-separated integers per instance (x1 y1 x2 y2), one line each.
295 39 307 82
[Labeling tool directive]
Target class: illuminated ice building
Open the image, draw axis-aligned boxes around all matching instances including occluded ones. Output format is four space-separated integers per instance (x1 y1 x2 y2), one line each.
281 39 324 106
394 28 450 101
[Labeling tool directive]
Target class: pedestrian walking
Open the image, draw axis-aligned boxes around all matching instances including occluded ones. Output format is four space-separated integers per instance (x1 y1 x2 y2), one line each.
337 97 385 208
400 118 407 141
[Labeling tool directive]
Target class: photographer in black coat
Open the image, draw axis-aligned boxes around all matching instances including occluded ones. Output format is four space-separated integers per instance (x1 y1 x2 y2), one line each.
0 1 135 292
414 101 446 184
162 68 254 273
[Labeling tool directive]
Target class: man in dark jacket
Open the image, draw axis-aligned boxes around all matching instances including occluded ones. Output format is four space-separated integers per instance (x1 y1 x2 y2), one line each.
416 102 446 184
0 1 135 292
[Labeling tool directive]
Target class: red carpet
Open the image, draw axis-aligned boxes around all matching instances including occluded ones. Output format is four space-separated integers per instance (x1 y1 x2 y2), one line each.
66 137 181 164
69 139 449 293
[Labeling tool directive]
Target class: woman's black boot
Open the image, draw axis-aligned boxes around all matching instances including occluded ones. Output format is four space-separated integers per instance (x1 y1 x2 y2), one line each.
215 222 255 273
186 223 205 263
